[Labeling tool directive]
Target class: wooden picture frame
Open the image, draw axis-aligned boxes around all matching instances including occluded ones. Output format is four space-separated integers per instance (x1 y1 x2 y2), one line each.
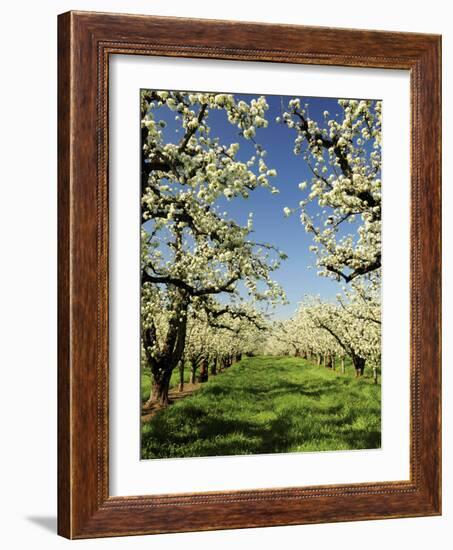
58 10 441 539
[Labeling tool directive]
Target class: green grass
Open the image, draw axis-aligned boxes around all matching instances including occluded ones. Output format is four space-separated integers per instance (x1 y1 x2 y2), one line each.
141 356 381 459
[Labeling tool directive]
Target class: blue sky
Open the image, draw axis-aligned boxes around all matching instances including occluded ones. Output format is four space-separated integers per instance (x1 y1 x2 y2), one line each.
145 92 358 319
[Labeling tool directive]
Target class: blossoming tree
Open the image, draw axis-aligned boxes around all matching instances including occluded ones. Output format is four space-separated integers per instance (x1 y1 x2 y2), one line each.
141 91 285 405
304 286 381 376
281 98 382 284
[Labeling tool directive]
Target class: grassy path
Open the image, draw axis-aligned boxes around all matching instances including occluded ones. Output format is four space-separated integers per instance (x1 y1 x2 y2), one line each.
141 356 381 459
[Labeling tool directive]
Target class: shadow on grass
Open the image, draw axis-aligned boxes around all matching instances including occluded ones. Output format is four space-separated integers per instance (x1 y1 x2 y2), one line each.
141 357 381 459
202 374 340 401
142 406 380 459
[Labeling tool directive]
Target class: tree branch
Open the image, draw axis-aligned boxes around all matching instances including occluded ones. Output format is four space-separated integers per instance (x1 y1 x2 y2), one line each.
142 270 238 297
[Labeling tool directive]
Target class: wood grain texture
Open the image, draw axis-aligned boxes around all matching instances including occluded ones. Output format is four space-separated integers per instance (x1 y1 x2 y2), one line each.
57 10 442 539
57 11 72 538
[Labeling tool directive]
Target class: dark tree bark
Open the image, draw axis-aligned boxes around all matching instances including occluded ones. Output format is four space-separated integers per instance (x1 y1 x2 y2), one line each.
190 359 198 384
149 369 172 406
222 355 231 370
198 357 209 383
352 354 366 377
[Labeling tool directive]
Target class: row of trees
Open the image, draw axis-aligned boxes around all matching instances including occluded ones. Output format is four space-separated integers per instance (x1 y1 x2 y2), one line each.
142 308 265 408
269 97 382 378
265 282 381 377
140 90 382 405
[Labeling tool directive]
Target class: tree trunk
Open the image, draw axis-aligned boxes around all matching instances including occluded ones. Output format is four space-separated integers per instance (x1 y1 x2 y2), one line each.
142 290 189 406
317 354 322 366
325 353 333 369
332 354 336 370
235 352 242 363
341 356 346 374
144 369 172 407
373 366 378 384
210 357 217 376
178 359 185 392
198 357 209 383
190 360 197 384
352 354 366 377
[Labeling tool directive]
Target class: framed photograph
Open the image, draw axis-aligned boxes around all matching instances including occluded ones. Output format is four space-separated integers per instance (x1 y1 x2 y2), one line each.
58 11 441 538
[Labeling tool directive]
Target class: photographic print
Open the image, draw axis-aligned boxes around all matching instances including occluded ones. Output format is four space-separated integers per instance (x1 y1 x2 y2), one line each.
140 90 382 460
